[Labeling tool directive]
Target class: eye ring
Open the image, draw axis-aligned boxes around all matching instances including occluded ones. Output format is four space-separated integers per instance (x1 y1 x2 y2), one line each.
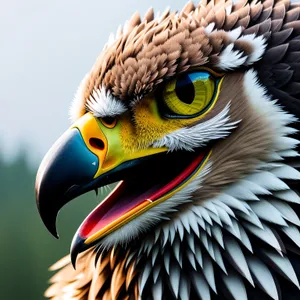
100 116 117 128
156 68 224 119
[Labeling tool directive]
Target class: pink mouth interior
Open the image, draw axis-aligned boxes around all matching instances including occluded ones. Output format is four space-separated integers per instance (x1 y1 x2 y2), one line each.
79 151 207 240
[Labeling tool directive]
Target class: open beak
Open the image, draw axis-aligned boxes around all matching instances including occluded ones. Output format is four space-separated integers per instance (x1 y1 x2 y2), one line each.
36 112 211 267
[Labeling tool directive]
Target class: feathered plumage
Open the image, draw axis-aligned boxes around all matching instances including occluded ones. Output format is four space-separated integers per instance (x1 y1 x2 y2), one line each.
36 1 300 299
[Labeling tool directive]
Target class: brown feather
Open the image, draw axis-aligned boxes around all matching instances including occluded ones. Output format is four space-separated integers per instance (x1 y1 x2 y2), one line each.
46 248 139 299
76 0 272 112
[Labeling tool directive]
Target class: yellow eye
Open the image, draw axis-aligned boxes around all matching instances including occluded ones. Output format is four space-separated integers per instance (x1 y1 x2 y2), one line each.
161 70 223 118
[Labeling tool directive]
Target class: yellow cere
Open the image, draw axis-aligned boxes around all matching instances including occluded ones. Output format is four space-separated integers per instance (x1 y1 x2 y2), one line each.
163 71 218 116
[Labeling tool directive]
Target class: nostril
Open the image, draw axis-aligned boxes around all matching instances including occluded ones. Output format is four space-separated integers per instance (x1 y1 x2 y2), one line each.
89 138 105 150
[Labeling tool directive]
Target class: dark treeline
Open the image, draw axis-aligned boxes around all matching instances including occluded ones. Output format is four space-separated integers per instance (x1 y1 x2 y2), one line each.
0 153 103 299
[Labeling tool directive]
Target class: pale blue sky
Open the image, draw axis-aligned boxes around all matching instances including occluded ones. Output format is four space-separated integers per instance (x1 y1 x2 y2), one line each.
0 0 184 165
0 0 298 165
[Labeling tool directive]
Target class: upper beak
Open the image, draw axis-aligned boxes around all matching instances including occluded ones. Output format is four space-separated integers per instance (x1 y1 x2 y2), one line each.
35 112 166 238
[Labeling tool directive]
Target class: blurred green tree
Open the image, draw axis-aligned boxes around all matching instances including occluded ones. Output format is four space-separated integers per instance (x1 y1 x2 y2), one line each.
0 152 104 299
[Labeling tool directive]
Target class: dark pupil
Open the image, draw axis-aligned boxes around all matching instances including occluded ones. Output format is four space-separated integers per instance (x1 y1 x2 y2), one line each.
102 116 115 125
175 74 195 104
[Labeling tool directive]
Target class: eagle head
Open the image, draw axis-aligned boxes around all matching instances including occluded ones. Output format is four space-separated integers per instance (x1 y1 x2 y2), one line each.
36 1 300 299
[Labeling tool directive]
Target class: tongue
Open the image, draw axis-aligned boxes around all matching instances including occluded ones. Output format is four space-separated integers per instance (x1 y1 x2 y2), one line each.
78 151 206 240
78 181 159 239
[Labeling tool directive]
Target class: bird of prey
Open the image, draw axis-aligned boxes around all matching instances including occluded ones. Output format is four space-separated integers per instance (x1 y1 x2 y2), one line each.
36 0 300 299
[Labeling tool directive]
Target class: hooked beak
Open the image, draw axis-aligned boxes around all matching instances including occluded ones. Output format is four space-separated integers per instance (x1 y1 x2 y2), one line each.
36 112 211 267
35 125 99 238
36 113 168 263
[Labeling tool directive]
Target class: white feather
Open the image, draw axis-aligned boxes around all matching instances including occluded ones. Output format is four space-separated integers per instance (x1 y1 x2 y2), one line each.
187 248 197 270
86 87 127 118
246 171 289 191
217 43 247 70
194 244 203 268
244 70 297 135
249 200 287 226
202 254 217 293
238 224 253 253
192 272 211 300
227 27 242 41
69 74 89 123
139 262 152 293
222 271 248 300
213 242 227 274
243 223 282 252
281 226 300 248
238 34 266 65
262 251 300 288
163 250 171 275
194 206 213 225
247 257 279 300
269 200 300 226
153 103 239 151
224 237 254 285
169 263 180 298
225 182 260 201
275 190 300 204
212 225 225 249
225 219 241 240
152 278 163 300
271 164 300 180
152 264 160 283
179 275 190 300
239 210 263 229
205 22 215 34
218 194 250 215
187 233 196 254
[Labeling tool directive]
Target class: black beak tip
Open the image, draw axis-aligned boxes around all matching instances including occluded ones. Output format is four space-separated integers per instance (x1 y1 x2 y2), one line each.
48 226 59 239
35 128 99 241
38 212 59 239
43 216 59 239
36 198 60 239
70 234 88 269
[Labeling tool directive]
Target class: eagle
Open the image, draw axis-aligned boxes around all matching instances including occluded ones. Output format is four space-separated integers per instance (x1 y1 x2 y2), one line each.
35 0 300 299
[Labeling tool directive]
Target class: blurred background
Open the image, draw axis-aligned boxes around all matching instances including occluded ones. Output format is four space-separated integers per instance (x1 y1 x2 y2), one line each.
0 0 185 299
